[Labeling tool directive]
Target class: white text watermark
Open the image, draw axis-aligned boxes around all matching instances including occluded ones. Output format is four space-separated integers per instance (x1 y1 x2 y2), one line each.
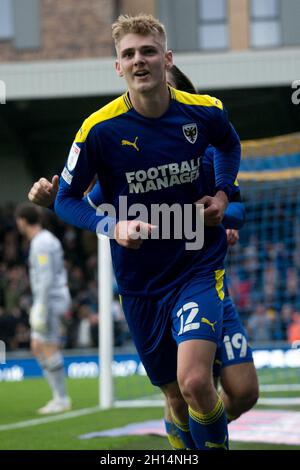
96 197 205 250
291 80 300 105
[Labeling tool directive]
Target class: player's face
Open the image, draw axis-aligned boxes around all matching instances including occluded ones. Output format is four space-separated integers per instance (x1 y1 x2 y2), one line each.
115 33 173 95
15 218 26 236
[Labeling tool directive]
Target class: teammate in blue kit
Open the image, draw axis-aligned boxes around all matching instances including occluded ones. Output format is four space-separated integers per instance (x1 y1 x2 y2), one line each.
85 148 258 449
162 66 258 448
84 172 258 450
30 14 243 450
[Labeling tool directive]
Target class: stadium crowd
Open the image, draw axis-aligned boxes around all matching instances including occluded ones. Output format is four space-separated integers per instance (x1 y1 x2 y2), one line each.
0 202 300 351
0 203 130 351
227 227 300 343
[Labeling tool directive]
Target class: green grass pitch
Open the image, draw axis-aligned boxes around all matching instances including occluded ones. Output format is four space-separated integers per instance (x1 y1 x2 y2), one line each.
0 373 300 450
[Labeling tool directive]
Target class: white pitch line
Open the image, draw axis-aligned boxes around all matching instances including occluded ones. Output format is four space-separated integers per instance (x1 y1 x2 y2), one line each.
114 399 164 408
0 406 102 432
258 397 300 406
260 384 300 392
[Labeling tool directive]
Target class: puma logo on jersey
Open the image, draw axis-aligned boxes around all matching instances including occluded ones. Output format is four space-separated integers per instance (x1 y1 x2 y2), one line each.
201 317 217 332
122 136 139 152
205 435 227 450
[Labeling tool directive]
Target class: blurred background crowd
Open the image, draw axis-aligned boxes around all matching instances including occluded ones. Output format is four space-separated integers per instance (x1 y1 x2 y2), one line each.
1 195 300 352
0 203 131 352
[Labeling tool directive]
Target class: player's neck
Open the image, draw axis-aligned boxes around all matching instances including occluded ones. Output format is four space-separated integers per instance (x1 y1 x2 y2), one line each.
129 85 170 118
27 225 42 241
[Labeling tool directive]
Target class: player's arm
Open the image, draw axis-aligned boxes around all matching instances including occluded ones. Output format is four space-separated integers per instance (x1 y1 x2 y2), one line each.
82 181 155 249
54 123 116 235
83 180 103 209
201 148 245 240
30 248 54 333
32 250 53 305
198 100 241 225
222 189 245 230
224 187 245 245
223 202 245 230
211 109 241 202
55 124 154 248
54 128 151 249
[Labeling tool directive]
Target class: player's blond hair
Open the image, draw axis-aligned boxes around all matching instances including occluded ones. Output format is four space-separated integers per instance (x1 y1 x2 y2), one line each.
112 14 167 52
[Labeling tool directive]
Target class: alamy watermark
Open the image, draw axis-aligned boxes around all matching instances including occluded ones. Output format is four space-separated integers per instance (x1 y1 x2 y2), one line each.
0 80 6 104
0 340 6 364
291 80 300 105
96 196 204 250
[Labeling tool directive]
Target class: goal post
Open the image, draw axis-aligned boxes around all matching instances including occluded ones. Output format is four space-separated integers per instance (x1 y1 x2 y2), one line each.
98 234 113 409
97 234 163 409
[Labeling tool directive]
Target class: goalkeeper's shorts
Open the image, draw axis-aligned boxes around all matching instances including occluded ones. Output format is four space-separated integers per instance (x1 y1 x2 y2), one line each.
31 294 70 344
121 269 225 386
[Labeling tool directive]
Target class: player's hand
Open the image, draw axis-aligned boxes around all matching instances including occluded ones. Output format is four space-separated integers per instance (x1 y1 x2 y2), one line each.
29 303 47 334
28 175 59 207
226 229 239 246
195 191 228 226
114 220 157 249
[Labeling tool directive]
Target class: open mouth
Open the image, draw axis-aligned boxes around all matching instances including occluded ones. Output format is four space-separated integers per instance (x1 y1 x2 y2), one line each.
134 71 149 78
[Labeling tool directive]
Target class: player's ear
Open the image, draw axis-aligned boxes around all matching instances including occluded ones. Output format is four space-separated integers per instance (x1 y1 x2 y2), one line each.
115 60 124 77
165 50 173 70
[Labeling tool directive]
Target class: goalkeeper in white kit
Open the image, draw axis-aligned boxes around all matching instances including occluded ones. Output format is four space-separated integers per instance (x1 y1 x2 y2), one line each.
15 203 71 414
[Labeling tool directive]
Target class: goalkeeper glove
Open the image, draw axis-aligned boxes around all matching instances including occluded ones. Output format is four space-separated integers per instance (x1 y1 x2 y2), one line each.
30 303 47 334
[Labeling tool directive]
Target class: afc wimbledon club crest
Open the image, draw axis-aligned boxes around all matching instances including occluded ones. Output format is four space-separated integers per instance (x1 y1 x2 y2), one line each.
182 123 198 144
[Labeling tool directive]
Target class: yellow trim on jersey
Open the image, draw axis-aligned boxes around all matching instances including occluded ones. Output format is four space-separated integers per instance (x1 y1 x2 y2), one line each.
75 93 132 143
215 269 225 301
123 91 132 110
168 85 176 100
171 87 223 111
234 178 239 187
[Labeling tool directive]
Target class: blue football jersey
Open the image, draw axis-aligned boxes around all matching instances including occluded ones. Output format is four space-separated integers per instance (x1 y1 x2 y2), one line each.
87 146 245 230
55 87 241 296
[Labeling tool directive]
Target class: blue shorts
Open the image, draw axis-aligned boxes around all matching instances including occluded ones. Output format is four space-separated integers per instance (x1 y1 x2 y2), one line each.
213 295 253 377
121 269 225 386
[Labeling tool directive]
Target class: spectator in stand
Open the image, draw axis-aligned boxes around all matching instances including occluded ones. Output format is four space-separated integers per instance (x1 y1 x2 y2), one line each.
280 304 293 341
247 304 273 343
287 312 300 345
76 303 95 348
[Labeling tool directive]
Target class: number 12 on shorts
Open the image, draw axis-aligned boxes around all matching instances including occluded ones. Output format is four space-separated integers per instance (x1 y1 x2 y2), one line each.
177 302 200 335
